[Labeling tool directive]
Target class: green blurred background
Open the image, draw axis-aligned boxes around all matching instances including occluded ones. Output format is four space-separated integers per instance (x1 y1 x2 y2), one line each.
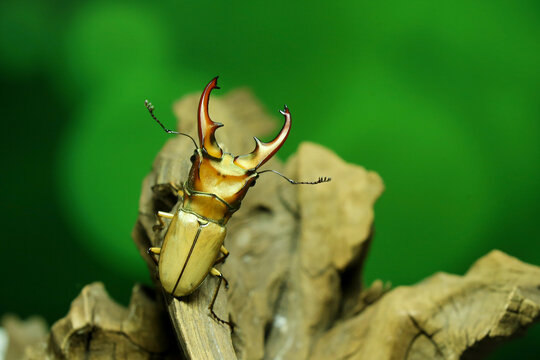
1 0 539 358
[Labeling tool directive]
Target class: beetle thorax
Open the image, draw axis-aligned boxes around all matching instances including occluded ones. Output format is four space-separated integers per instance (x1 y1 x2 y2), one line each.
183 149 256 223
180 77 291 224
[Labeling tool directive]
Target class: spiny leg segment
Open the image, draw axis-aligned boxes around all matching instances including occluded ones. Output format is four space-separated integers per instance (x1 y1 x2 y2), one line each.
208 267 233 329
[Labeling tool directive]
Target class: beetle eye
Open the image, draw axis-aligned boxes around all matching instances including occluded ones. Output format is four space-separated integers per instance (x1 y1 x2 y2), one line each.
190 154 196 163
250 180 256 187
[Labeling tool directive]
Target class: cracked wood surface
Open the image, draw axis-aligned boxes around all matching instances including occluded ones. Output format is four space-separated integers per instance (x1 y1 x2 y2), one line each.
311 250 540 360
131 87 540 359
25 282 179 359
22 86 540 359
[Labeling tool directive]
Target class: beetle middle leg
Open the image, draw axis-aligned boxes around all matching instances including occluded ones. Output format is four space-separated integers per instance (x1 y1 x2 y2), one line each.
153 211 174 232
147 211 173 265
208 267 233 328
213 245 230 267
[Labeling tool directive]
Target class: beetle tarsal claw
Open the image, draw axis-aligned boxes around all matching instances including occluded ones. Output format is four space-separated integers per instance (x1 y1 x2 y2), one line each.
208 302 234 329
210 311 233 328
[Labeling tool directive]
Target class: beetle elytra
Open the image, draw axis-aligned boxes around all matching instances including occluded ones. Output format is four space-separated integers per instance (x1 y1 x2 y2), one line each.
145 77 330 327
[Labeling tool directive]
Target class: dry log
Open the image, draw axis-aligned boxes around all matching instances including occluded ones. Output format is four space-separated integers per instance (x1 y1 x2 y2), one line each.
9 86 539 359
312 250 540 360
24 282 179 359
132 86 540 360
1 314 47 360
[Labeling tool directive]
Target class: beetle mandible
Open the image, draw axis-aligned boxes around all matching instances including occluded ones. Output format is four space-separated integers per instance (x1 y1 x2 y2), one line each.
145 77 330 326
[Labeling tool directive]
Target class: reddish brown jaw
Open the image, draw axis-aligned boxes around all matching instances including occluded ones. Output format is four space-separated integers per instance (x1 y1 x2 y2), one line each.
234 106 291 170
197 77 292 170
198 77 223 158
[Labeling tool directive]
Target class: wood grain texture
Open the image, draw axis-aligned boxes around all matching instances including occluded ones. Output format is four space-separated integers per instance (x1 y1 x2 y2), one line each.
21 86 540 359
24 282 179 359
311 250 540 360
132 87 540 359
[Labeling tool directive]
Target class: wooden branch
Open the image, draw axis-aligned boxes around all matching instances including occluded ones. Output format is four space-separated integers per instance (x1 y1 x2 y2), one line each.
130 87 540 359
1 315 47 360
24 282 180 359
311 250 540 359
20 86 540 359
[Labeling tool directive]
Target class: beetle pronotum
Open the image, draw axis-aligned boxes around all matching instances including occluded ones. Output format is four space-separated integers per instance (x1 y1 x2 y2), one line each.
145 77 330 327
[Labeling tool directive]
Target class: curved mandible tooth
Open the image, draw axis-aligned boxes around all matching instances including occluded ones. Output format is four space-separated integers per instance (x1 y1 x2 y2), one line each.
234 105 291 170
198 77 223 158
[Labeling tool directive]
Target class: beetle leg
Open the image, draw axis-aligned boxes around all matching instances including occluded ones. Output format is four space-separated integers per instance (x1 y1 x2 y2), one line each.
167 181 184 198
213 245 230 266
158 211 174 219
210 267 229 287
208 268 233 328
151 182 184 209
146 247 161 265
153 211 174 231
148 247 161 254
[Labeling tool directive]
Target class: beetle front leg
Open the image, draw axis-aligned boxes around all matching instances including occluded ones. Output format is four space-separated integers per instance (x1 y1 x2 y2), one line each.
152 181 184 199
208 268 233 329
167 181 184 198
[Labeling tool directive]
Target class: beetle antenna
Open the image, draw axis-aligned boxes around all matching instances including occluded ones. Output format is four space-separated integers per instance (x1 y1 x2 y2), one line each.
258 169 331 185
145 100 198 148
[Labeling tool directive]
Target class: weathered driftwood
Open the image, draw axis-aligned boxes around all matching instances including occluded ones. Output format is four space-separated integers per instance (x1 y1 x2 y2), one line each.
129 87 540 359
18 251 540 360
20 86 540 359
312 250 540 359
24 282 179 359
1 314 47 360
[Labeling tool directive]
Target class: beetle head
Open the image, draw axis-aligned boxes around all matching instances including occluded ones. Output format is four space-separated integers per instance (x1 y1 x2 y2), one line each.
186 77 291 210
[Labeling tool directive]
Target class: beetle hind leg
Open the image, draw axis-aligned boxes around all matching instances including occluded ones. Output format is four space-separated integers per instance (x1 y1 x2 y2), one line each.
208 268 234 329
